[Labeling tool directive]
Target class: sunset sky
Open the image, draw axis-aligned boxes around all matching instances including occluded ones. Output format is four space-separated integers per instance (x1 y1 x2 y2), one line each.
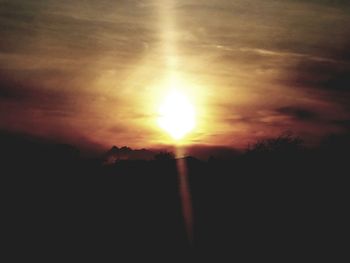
1 0 350 151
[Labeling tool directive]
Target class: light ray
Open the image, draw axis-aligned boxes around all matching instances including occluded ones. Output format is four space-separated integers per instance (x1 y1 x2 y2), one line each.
176 147 194 245
157 0 195 245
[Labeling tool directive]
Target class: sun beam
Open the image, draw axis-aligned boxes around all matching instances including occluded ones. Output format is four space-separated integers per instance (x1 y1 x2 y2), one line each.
158 89 196 140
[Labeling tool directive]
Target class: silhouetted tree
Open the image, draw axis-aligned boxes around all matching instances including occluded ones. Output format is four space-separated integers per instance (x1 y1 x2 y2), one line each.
247 132 303 156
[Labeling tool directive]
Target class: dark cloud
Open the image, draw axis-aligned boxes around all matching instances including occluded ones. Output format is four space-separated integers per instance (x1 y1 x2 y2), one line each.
276 107 319 121
323 70 350 92
0 82 20 99
0 70 84 127
0 74 38 100
288 59 350 92
294 0 350 6
332 119 350 130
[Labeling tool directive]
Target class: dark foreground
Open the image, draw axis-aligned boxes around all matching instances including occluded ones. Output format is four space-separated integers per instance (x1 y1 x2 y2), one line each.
1 132 348 262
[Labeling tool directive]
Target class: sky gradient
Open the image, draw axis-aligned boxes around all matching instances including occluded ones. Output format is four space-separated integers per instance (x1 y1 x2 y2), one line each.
1 0 350 150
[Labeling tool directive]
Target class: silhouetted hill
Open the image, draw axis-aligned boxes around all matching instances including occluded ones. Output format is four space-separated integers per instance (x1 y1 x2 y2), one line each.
0 130 101 160
104 145 156 164
0 130 79 164
1 131 348 261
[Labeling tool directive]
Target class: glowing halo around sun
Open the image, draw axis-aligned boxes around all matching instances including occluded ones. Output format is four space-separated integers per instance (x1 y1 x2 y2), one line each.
157 89 196 140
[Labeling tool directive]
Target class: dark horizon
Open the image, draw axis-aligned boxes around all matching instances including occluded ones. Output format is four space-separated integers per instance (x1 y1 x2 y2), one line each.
3 128 350 160
2 126 348 261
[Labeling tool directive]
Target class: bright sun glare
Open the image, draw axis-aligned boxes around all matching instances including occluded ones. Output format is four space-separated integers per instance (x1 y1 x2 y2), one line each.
158 90 196 140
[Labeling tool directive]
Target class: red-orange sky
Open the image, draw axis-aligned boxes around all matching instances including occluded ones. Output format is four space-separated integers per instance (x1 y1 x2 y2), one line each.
1 0 350 151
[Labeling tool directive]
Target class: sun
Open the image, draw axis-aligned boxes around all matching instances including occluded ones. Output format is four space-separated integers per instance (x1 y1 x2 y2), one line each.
158 90 196 140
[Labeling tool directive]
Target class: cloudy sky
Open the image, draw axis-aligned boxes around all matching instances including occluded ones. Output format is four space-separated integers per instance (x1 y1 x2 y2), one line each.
1 0 350 150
